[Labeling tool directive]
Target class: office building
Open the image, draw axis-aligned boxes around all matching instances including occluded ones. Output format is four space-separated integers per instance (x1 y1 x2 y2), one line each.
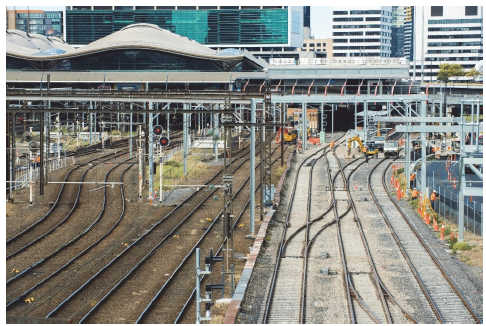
332 6 392 58
6 9 63 37
64 6 304 51
408 6 483 81
303 6 310 28
298 38 333 58
391 6 406 57
403 6 414 61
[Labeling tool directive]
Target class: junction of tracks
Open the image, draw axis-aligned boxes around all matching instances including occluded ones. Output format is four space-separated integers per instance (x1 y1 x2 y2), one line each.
5 129 483 324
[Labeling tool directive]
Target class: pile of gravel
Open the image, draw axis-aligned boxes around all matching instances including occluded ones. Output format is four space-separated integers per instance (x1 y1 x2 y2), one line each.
160 187 197 206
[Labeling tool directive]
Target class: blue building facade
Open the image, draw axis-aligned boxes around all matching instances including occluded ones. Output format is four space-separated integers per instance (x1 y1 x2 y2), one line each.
65 6 303 49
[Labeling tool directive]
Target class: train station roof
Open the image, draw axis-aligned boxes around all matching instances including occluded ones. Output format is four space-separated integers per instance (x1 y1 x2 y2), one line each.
6 23 264 70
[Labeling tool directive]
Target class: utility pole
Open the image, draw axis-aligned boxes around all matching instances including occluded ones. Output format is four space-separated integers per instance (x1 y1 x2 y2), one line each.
148 102 154 198
280 103 284 167
264 79 272 213
250 99 256 236
39 111 44 196
221 97 235 297
138 125 143 202
6 102 11 200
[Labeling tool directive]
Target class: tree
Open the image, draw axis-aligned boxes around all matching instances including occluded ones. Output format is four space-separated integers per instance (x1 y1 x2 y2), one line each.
436 63 465 83
465 68 481 81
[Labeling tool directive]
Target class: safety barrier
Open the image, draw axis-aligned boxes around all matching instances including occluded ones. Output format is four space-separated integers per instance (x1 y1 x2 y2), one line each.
418 175 483 237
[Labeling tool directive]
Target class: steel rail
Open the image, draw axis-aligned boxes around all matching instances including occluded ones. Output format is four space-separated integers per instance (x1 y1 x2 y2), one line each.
47 141 273 320
329 147 356 324
173 149 289 323
369 158 444 323
262 134 347 324
6 159 135 310
134 147 283 323
82 143 283 324
343 157 392 324
6 151 129 261
378 160 481 324
6 138 131 245
262 146 327 324
6 149 125 246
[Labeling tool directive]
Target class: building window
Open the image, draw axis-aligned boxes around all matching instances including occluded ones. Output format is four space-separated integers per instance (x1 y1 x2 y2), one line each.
431 6 443 17
309 43 315 47
465 6 478 16
317 43 321 46
333 11 348 15
303 43 307 47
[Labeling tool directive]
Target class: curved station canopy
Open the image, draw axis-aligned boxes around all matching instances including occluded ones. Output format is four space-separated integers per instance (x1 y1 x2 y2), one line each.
6 23 265 72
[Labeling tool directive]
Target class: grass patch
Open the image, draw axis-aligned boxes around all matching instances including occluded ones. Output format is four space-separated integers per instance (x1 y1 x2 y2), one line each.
148 152 212 190
452 242 472 251
443 226 451 237
273 166 286 182
409 199 419 210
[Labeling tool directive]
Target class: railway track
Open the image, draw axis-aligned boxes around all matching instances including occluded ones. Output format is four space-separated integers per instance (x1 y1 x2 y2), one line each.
6 153 136 312
6 136 280 324
6 150 130 259
263 134 347 324
367 159 481 324
262 134 418 324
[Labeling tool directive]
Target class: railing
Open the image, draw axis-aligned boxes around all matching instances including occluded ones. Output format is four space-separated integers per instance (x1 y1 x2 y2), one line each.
424 176 483 237
269 57 409 66
11 158 69 191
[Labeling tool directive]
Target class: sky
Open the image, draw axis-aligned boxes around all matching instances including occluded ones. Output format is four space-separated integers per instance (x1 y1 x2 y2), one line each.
310 7 333 39
6 5 335 39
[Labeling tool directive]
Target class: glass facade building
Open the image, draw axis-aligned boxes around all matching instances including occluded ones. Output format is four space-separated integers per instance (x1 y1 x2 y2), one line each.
6 10 63 36
65 7 291 47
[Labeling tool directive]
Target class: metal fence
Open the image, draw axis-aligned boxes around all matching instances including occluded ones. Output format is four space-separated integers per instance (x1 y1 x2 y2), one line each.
424 176 483 237
11 158 69 192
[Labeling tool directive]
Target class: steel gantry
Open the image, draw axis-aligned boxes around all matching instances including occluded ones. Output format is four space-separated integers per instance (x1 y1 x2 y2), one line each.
374 97 483 242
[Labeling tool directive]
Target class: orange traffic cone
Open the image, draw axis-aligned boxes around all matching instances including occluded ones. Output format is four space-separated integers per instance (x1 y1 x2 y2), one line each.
440 223 445 240
434 219 439 231
418 205 422 215
424 212 429 225
450 231 454 241
397 188 401 200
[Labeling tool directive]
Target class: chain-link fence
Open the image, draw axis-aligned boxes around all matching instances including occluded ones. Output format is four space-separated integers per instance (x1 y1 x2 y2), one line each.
425 176 483 237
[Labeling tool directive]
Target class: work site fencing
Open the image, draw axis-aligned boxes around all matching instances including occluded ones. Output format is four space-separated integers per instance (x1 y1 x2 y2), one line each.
425 176 483 237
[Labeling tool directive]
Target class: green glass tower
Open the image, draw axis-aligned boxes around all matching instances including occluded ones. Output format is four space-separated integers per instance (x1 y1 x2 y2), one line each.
65 6 293 47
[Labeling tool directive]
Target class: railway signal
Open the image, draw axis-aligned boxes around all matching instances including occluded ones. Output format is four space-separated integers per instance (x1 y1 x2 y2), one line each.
23 131 33 142
204 248 224 272
153 125 163 136
159 136 170 147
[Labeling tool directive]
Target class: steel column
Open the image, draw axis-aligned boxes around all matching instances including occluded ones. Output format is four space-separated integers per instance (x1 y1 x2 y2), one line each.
183 104 189 176
148 102 154 197
420 100 427 200
250 99 256 236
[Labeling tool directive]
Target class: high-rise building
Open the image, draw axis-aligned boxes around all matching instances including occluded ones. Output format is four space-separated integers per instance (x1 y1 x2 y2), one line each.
331 6 393 58
391 6 406 57
403 6 414 61
6 9 63 37
64 6 304 50
407 6 483 81
303 6 311 28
